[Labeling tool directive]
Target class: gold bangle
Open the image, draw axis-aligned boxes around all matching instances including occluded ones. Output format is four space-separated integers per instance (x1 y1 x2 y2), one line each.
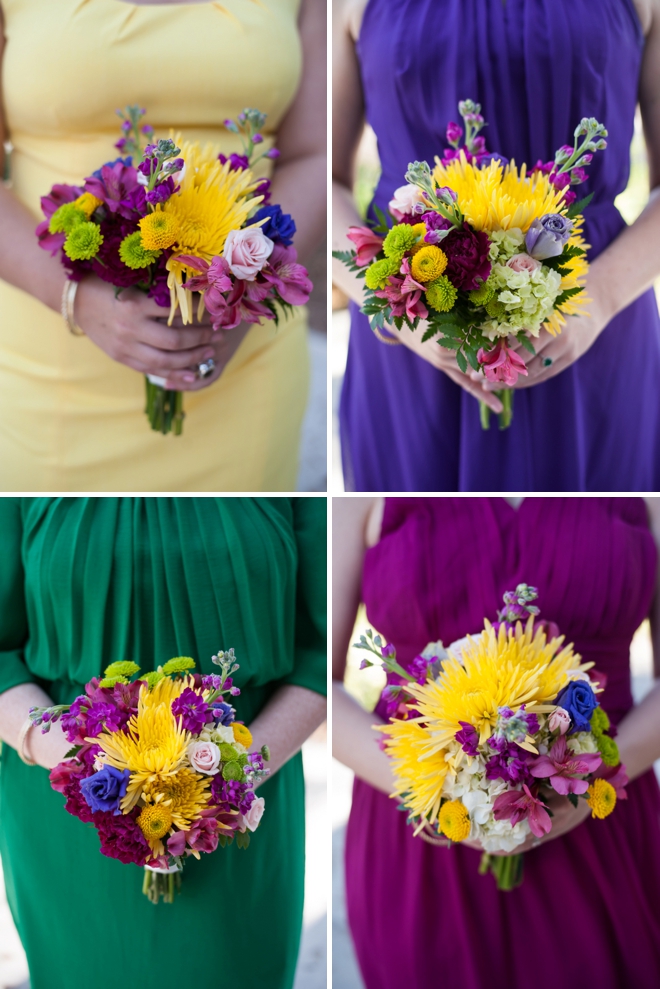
16 716 37 766
372 324 402 346
61 279 85 336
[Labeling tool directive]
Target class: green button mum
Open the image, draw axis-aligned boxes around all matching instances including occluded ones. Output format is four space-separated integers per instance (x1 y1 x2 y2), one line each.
119 231 162 270
364 256 400 290
425 274 458 313
49 203 87 236
63 221 104 261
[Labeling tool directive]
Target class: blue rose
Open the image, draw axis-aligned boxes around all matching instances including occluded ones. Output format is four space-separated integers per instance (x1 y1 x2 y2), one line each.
554 680 598 732
252 205 296 246
80 766 130 815
525 213 574 260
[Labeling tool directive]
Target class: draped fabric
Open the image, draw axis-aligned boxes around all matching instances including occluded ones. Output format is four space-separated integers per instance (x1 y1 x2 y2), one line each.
0 0 308 491
346 497 660 989
0 497 326 989
339 0 660 491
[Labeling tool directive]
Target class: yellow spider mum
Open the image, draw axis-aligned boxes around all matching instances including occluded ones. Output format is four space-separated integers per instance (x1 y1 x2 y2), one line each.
232 723 252 748
410 245 448 283
543 214 591 336
439 800 471 842
380 718 449 825
160 136 263 325
432 152 568 233
144 767 211 831
586 778 617 819
91 676 194 813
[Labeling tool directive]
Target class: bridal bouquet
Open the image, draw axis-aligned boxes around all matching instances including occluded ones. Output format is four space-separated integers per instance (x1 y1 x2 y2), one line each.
29 649 270 904
37 106 312 434
334 100 607 428
357 585 626 890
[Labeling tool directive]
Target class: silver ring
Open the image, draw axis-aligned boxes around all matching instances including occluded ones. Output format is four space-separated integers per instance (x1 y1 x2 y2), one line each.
197 358 216 379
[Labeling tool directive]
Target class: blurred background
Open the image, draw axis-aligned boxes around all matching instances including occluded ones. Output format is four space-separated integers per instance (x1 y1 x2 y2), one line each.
333 612 660 989
296 240 327 493
0 723 327 989
331 112 660 491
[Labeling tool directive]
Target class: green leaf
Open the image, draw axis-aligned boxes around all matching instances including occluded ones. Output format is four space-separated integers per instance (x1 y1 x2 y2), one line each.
542 244 585 271
235 830 251 850
464 346 481 372
372 205 392 233
436 336 459 350
393 316 403 331
566 191 594 219
331 249 355 263
455 349 468 374
567 792 579 809
64 745 82 760
554 286 584 309
516 335 537 356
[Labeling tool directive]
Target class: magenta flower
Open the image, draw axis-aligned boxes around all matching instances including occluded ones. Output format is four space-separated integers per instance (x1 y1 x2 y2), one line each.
455 721 479 756
478 340 529 386
374 257 428 321
346 225 384 266
84 160 141 219
446 121 463 147
528 735 602 795
259 243 313 306
171 687 211 734
493 784 552 838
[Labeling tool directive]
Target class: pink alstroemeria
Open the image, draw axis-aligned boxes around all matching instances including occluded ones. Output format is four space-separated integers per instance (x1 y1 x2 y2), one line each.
346 225 384 266
600 763 629 801
493 784 552 838
259 243 313 306
478 339 529 386
528 735 602 795
374 257 428 321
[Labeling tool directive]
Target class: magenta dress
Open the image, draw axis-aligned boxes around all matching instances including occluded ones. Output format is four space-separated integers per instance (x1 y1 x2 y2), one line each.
345 498 660 989
339 0 660 491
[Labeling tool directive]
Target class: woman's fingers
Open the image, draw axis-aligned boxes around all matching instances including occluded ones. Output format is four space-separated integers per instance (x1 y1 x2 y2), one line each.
137 320 217 352
164 363 224 392
128 341 218 375
442 365 504 412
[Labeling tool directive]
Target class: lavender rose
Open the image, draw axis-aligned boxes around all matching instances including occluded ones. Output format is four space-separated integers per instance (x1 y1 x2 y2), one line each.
525 214 574 260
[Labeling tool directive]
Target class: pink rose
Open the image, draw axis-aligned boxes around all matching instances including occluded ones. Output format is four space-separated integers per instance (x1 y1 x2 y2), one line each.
187 741 221 775
388 184 426 221
239 796 265 833
223 226 274 281
506 253 541 275
547 707 571 735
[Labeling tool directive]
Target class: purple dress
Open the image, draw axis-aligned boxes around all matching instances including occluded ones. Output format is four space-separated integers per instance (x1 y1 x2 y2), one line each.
339 0 660 492
345 498 660 989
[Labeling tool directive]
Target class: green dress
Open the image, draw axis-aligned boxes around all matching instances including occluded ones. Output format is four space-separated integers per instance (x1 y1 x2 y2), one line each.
0 497 326 989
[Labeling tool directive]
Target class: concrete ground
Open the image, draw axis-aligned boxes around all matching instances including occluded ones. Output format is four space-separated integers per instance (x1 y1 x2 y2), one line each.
0 727 327 989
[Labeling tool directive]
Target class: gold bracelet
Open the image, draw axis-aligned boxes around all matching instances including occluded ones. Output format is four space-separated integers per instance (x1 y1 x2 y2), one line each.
372 324 403 346
16 715 37 766
61 279 85 336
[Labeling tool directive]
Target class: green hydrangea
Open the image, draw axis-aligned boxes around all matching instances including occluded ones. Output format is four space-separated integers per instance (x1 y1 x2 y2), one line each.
49 203 87 236
161 656 196 675
468 281 495 306
63 222 104 261
481 261 561 335
98 675 128 688
222 761 246 783
590 707 611 737
382 224 420 259
425 275 457 313
119 231 162 270
596 734 620 767
364 256 400 290
488 227 525 262
104 661 140 679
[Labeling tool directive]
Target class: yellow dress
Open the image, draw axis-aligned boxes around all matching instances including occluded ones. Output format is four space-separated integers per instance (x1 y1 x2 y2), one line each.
0 0 310 491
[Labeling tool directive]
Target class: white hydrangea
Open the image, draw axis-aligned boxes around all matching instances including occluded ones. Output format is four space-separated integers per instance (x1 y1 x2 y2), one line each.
567 732 599 755
199 724 236 746
488 227 525 260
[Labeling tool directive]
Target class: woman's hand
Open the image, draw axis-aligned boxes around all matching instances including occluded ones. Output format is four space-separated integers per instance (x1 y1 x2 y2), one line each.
392 322 505 413
75 276 219 381
164 322 252 391
26 721 73 771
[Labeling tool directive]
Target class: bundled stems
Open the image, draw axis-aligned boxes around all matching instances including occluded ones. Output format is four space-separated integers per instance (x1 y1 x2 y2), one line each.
479 852 524 891
479 388 514 431
145 379 185 435
142 867 182 904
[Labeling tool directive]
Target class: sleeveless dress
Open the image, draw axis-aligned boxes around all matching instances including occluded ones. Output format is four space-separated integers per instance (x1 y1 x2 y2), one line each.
0 497 327 989
339 0 660 492
345 497 660 989
0 1 308 491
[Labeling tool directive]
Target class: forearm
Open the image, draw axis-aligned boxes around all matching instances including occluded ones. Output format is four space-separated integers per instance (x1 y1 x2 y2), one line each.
332 178 367 305
332 681 393 794
269 151 326 265
248 684 326 783
0 681 70 768
0 183 65 312
614 679 660 781
591 186 660 321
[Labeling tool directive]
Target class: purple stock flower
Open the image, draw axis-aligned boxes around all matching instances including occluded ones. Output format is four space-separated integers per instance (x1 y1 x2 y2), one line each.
254 177 272 204
145 176 176 206
525 214 574 260
85 702 126 737
218 152 250 171
381 643 396 659
446 121 463 147
212 776 254 814
455 721 479 756
408 654 433 685
84 159 141 219
422 211 452 244
201 674 224 690
171 687 212 733
570 167 588 185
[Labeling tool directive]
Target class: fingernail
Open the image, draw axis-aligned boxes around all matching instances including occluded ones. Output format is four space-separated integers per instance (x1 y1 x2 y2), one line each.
183 373 196 383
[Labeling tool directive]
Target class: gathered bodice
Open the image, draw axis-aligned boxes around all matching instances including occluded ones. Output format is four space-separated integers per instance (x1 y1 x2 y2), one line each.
363 498 656 721
357 0 644 255
1 0 302 215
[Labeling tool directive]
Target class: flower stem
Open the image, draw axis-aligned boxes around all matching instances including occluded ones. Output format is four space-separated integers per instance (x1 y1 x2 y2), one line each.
144 377 185 435
497 388 514 430
479 400 491 430
480 852 525 890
